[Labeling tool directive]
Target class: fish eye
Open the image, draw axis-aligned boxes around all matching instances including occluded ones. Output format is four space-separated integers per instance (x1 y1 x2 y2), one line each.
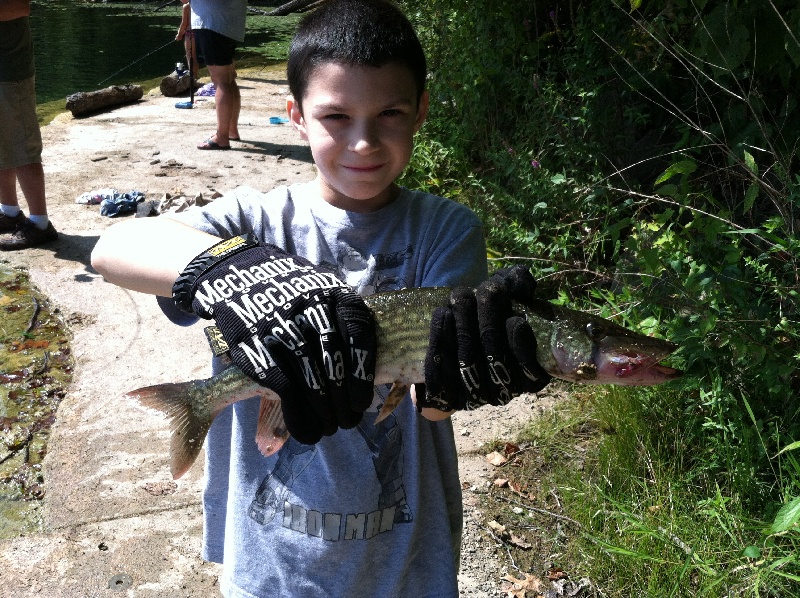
586 321 607 341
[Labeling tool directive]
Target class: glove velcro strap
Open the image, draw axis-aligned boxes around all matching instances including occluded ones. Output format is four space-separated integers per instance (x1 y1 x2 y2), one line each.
172 233 259 315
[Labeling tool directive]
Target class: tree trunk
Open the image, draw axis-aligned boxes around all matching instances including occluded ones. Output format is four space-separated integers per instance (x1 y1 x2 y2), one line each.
65 85 144 117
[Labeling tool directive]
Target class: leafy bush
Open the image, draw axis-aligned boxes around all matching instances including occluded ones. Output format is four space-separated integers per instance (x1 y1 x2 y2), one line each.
401 0 800 592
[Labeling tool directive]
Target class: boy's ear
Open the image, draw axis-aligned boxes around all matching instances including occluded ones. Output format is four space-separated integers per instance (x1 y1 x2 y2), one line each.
286 95 308 140
414 90 430 133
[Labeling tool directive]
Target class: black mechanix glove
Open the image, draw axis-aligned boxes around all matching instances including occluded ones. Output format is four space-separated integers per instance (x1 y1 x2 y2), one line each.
172 234 377 444
419 265 552 412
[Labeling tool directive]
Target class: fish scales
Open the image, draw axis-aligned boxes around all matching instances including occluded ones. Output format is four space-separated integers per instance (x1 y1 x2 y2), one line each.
125 287 681 479
368 288 449 384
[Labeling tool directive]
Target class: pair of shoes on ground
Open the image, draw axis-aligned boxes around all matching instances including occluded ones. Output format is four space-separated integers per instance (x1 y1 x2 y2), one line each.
0 212 58 250
197 135 241 150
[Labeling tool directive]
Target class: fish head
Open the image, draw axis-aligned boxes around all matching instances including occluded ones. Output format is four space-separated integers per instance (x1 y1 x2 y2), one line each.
591 332 682 385
543 306 682 386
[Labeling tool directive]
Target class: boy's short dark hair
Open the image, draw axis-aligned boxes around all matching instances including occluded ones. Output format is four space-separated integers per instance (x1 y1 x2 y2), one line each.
287 0 427 111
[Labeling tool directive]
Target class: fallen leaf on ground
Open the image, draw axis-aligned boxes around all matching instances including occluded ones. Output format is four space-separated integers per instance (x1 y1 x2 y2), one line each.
510 533 532 549
502 572 544 597
548 567 568 581
504 441 521 455
487 451 509 466
488 520 508 536
509 480 528 495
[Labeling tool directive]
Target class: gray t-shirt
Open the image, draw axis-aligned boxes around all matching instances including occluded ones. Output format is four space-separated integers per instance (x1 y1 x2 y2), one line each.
190 0 247 42
171 183 488 598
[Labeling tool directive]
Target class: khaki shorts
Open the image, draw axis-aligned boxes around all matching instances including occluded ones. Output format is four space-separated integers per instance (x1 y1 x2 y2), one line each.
0 76 42 169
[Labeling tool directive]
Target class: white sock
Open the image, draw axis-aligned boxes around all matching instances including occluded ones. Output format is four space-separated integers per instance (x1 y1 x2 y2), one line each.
0 204 21 217
28 214 49 230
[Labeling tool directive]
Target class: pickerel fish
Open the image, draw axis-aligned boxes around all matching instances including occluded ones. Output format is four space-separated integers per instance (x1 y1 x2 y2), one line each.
125 287 681 479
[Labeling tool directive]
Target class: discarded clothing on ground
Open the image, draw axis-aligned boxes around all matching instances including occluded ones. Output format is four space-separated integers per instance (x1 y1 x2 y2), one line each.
100 190 145 217
196 82 216 97
75 188 117 205
160 190 220 213
75 188 146 217
134 190 222 218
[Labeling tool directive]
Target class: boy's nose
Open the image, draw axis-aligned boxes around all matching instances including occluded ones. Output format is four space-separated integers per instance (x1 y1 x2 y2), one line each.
349 121 380 153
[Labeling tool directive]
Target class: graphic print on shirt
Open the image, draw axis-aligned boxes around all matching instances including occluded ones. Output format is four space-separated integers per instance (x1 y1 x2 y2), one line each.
247 390 412 541
337 244 414 294
247 243 416 541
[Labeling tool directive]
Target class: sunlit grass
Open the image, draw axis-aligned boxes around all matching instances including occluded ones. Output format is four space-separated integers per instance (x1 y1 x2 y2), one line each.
478 387 800 596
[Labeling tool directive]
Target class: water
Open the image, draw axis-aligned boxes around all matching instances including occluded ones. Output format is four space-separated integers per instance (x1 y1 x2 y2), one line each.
29 1 298 105
30 1 188 104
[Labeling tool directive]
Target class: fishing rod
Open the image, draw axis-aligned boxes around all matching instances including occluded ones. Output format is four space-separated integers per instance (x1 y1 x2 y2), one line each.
96 37 177 87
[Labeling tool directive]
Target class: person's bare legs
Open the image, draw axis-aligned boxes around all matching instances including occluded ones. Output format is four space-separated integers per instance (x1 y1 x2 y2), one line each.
13 163 47 216
0 162 56 249
0 164 46 215
0 167 19 210
207 63 240 145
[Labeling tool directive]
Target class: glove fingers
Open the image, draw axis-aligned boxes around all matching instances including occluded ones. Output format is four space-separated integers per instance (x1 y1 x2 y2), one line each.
258 342 323 444
475 283 514 405
419 266 551 414
475 267 539 404
304 314 347 435
491 265 538 306
333 290 378 415
298 291 375 431
306 299 361 432
270 321 339 441
424 307 463 411
449 287 492 409
506 316 552 393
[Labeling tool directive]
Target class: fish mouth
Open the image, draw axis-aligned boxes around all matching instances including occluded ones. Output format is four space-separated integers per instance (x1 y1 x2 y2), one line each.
599 348 682 385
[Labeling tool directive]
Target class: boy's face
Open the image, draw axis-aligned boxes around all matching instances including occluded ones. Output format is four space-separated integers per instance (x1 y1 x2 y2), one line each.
287 62 429 213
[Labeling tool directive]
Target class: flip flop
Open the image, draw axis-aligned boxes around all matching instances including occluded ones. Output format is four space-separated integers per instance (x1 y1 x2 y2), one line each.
197 138 230 150
229 136 241 141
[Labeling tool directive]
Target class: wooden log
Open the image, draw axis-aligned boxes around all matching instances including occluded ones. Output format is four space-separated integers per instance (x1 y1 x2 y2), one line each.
159 71 191 97
65 84 144 117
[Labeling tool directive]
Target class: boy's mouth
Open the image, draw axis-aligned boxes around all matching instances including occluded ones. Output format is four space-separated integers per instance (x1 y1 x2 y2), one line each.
344 163 385 173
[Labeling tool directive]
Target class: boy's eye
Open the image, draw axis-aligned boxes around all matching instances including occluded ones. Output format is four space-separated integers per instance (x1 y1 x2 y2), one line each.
322 113 347 121
381 109 403 117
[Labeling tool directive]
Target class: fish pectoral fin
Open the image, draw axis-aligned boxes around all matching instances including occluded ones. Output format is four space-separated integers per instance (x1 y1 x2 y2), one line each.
375 382 409 424
255 390 289 458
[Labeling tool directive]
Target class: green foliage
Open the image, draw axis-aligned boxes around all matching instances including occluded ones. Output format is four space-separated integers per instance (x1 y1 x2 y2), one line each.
484 389 800 595
400 0 800 593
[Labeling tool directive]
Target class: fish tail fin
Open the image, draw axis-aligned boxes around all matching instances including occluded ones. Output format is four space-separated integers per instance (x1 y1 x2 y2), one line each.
124 382 211 480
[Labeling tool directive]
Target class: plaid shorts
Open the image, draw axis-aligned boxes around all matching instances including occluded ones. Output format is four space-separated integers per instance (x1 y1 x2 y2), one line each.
0 76 42 169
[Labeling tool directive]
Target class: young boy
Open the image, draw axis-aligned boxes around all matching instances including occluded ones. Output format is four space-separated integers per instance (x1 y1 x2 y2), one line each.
92 1 548 595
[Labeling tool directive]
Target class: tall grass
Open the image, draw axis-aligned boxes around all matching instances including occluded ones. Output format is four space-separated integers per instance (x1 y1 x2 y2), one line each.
483 386 800 595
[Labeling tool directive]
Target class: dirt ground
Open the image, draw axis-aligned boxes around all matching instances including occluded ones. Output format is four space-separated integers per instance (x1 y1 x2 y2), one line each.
0 67 558 597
